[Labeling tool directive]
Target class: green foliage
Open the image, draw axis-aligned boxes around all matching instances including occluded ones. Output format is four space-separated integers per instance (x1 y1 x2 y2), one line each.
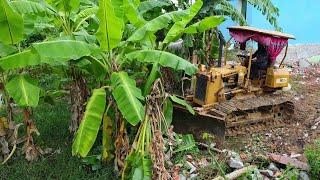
111 71 145 126
138 1 170 15
33 40 98 61
0 0 24 44
55 0 80 13
72 88 107 157
163 0 203 44
248 0 281 30
127 10 187 43
163 98 173 127
184 16 225 34
0 43 17 57
5 74 40 107
0 40 98 70
0 49 41 70
278 166 299 180
73 7 98 31
173 134 198 153
125 152 152 180
305 139 320 178
143 62 160 96
126 50 197 75
123 0 146 28
82 155 103 171
96 0 124 51
215 0 247 26
170 95 195 115
10 0 55 16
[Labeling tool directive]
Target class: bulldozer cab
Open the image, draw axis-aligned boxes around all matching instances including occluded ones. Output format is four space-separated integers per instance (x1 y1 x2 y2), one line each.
227 26 295 89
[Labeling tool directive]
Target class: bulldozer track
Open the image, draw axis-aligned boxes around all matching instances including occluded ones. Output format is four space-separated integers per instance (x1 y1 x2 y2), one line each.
196 94 294 137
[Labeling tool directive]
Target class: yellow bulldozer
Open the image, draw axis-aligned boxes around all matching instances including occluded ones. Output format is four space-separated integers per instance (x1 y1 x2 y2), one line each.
173 26 295 143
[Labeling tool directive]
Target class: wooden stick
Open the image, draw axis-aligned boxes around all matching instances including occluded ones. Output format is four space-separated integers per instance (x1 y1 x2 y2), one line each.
245 48 253 88
197 142 223 153
213 165 256 180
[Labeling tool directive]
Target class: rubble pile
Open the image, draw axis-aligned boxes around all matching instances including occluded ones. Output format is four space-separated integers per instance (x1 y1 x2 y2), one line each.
174 147 312 180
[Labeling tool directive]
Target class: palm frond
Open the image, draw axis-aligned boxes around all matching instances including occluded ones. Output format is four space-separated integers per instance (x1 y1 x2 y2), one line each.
215 0 247 26
248 0 281 31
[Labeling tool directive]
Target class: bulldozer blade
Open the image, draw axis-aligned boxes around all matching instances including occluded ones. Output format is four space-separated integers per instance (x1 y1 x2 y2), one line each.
172 106 226 146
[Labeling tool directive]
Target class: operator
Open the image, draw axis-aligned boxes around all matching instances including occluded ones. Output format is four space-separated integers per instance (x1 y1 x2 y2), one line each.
251 43 269 78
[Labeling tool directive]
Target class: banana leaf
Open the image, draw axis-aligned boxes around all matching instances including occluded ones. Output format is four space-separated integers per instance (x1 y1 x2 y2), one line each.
5 75 40 107
72 88 106 157
96 0 124 51
111 71 144 126
127 10 188 42
123 0 146 28
0 40 98 70
184 16 225 34
163 0 203 44
170 95 195 115
126 50 197 75
138 1 169 14
0 0 24 44
73 7 98 31
10 0 55 16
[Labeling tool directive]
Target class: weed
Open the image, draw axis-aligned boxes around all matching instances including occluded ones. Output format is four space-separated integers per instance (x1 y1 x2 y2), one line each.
305 139 320 179
279 166 299 180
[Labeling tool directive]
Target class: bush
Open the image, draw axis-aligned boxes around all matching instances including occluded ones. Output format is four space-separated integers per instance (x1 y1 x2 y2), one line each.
305 139 320 178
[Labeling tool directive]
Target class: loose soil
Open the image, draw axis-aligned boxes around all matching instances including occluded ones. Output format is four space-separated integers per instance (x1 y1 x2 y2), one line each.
224 66 320 162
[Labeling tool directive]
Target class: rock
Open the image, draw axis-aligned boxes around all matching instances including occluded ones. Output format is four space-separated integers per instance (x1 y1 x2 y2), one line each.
179 174 186 180
189 173 198 180
268 153 310 171
186 155 193 162
268 163 280 172
227 151 244 169
250 168 264 180
290 152 302 158
186 161 196 174
298 171 310 180
198 158 209 168
311 125 317 130
259 169 274 177
228 157 244 169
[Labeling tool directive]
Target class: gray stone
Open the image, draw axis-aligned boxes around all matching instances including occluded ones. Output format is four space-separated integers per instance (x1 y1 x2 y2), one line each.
259 169 274 177
186 161 196 174
298 171 310 180
228 157 244 169
179 174 187 180
268 163 280 172
189 173 198 180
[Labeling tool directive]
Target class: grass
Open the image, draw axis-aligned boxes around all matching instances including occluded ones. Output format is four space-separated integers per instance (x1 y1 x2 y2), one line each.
0 100 116 180
305 139 320 179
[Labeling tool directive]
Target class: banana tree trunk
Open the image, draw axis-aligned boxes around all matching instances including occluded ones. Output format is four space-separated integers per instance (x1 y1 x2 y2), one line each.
69 75 89 133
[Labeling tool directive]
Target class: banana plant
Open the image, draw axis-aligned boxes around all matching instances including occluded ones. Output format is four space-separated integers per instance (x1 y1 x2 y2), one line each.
7 0 106 132
0 0 100 137
71 1 224 179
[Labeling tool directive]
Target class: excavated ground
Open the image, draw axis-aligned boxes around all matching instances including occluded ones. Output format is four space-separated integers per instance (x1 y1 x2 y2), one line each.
224 66 320 162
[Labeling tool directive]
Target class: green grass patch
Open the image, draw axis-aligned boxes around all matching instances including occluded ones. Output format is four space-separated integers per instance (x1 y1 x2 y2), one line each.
0 100 116 180
305 139 320 179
